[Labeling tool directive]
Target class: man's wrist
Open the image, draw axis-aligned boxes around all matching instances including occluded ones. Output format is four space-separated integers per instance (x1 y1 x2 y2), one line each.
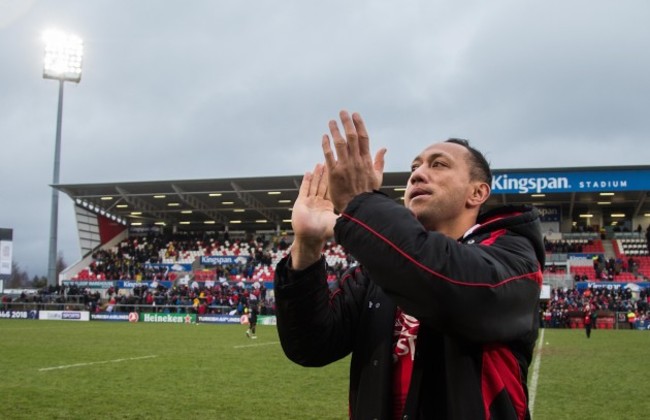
289 237 325 271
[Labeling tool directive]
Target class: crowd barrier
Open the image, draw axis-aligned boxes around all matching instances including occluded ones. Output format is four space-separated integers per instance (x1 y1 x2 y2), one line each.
557 313 649 330
0 305 277 326
4 308 645 329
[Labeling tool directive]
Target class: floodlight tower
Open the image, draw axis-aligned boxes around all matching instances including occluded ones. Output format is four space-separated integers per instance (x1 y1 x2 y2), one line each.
43 29 83 287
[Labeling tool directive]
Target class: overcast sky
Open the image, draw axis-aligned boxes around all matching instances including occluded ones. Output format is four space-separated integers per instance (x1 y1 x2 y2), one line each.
1 0 649 278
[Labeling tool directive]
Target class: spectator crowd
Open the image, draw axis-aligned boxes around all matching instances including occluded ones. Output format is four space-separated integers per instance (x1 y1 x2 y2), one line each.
541 286 649 328
3 229 649 328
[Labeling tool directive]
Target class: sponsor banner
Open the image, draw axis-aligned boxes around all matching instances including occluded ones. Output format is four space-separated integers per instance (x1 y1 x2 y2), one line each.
636 320 650 330
537 206 561 222
140 312 195 324
117 280 173 289
62 280 115 289
258 315 277 326
195 314 277 325
200 255 249 266
197 314 242 324
91 312 130 322
58 279 276 290
144 263 192 272
567 253 604 261
576 281 650 291
39 310 90 321
491 168 650 194
0 310 38 320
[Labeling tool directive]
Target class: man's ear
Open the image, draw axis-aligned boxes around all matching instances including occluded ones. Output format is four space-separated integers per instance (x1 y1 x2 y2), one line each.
467 182 490 209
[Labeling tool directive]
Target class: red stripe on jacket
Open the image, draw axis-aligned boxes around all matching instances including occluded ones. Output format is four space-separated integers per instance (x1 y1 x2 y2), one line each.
340 213 541 288
481 344 527 420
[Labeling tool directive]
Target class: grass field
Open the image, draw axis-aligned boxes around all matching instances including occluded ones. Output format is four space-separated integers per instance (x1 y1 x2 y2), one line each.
531 328 649 420
0 320 648 419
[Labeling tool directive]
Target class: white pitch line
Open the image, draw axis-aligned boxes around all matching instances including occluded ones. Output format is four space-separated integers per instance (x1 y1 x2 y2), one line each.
528 328 544 418
233 341 279 349
39 355 158 372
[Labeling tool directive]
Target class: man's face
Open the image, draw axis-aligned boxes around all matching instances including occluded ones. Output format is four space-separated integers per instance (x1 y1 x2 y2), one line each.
403 142 475 232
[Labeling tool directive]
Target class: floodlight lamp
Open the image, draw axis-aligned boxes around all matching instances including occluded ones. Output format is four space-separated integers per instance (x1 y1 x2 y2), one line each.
43 29 83 82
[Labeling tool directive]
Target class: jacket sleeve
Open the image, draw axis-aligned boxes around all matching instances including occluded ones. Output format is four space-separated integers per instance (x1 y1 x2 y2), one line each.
274 255 370 367
334 192 541 343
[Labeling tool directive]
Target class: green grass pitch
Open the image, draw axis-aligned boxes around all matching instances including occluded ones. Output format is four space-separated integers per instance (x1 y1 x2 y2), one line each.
0 320 648 419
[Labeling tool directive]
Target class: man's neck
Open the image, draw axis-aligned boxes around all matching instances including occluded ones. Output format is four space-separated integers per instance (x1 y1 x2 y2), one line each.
432 217 477 240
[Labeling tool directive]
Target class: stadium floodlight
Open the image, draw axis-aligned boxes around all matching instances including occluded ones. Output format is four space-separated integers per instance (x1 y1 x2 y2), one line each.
43 29 83 287
43 30 83 82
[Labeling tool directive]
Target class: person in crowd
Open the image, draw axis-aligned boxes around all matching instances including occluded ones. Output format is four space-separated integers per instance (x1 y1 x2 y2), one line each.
274 111 544 419
627 310 637 330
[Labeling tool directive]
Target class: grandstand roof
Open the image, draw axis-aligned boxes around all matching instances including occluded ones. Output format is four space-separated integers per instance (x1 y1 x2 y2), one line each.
56 165 650 235
56 172 407 234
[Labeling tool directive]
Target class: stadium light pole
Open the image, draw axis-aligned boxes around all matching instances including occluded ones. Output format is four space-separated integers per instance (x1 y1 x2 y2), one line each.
43 29 83 287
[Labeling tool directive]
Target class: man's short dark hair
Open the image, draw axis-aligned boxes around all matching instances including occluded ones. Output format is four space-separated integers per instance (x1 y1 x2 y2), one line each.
445 138 492 185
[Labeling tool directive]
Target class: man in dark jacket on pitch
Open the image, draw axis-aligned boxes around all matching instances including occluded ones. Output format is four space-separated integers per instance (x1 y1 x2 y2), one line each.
274 111 544 419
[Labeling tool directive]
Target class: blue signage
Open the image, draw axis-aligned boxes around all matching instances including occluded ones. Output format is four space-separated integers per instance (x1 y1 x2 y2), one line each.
200 255 249 266
537 206 561 222
144 263 192 272
491 168 650 194
636 320 650 330
567 253 604 260
575 281 650 291
116 280 173 289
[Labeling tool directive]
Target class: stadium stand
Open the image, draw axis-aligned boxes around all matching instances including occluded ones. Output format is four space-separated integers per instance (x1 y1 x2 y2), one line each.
69 233 353 285
541 235 650 283
4 230 650 329
65 230 650 288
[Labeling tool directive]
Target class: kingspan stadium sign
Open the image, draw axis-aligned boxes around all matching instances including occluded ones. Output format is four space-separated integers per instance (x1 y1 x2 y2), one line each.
491 168 650 194
492 174 570 194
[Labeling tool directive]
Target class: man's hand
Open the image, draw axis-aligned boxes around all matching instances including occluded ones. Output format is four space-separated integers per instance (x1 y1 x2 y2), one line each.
322 111 387 213
290 163 338 270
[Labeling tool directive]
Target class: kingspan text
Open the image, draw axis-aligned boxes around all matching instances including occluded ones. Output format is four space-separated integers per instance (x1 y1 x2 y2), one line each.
492 175 570 194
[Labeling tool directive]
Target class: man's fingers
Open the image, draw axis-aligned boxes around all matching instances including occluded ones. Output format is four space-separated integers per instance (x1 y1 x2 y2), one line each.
308 163 325 197
312 164 328 197
373 148 387 188
340 110 359 158
374 148 387 174
322 135 337 172
352 112 370 158
299 170 314 198
329 117 349 162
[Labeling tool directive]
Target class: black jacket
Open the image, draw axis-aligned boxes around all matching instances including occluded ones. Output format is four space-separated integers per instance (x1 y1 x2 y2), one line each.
275 192 545 420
